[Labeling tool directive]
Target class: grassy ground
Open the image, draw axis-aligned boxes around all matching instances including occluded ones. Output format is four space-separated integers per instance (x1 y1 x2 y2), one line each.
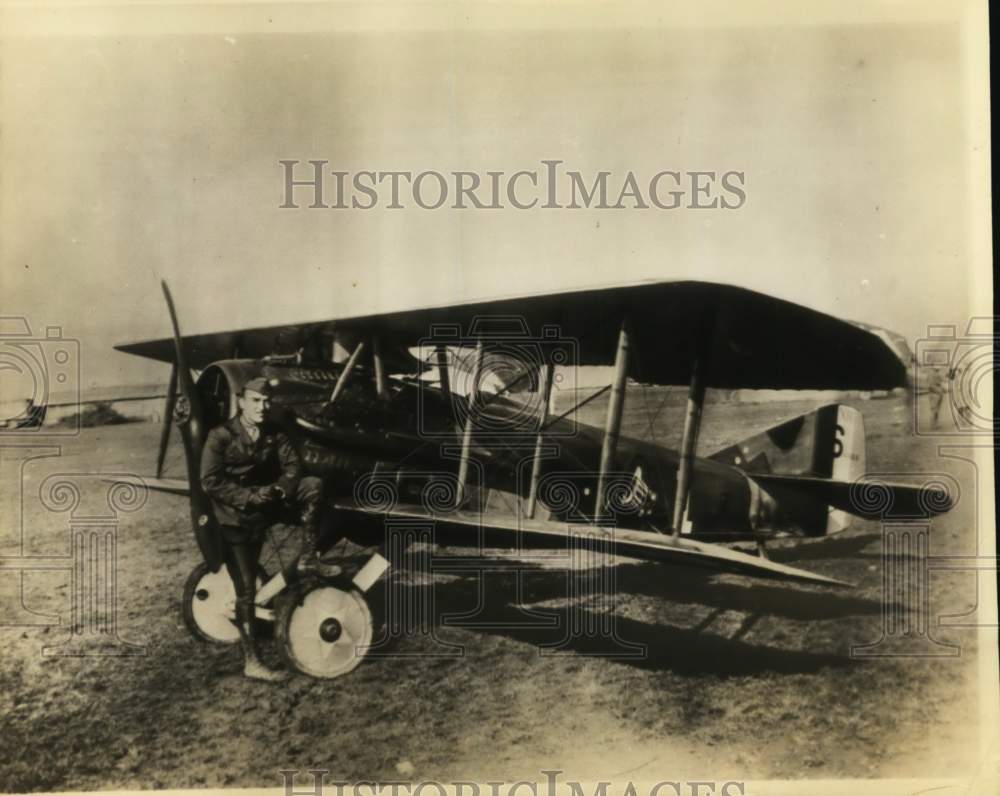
0 394 990 790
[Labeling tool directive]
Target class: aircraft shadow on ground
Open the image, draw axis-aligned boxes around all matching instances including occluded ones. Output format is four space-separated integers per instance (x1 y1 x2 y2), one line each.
759 532 886 563
373 556 875 677
609 560 883 618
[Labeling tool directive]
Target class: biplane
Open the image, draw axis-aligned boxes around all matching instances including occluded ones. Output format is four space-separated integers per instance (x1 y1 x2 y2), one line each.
113 279 952 678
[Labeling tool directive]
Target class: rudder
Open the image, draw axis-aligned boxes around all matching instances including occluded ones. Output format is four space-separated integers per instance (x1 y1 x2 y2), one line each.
822 405 865 533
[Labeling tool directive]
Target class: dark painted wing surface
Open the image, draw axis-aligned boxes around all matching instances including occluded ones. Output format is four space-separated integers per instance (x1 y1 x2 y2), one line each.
115 280 909 390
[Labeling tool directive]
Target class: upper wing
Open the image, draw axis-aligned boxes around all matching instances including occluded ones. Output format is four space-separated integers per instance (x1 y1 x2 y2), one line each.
115 279 909 390
116 323 316 371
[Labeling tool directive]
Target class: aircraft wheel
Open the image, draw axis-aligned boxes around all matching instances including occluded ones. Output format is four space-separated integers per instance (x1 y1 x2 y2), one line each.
181 562 262 644
276 580 374 679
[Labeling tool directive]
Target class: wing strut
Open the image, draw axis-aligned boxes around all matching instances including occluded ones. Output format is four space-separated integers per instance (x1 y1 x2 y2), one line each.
372 336 388 399
455 339 485 508
595 320 630 519
671 350 706 535
525 361 554 519
435 346 451 400
329 341 365 403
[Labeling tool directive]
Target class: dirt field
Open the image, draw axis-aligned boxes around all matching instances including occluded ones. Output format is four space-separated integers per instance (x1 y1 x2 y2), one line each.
0 394 991 791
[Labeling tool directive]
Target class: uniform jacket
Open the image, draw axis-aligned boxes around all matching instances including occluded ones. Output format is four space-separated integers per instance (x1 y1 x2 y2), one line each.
200 416 302 528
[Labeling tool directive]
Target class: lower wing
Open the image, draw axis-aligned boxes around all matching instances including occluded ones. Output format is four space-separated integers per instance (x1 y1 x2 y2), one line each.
108 475 850 588
330 497 851 588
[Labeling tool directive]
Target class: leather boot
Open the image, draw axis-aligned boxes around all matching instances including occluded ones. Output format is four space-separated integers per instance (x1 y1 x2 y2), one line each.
236 599 288 683
296 502 342 579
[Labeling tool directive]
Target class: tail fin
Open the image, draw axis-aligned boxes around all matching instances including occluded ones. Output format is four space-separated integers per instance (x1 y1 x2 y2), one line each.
710 404 865 477
710 404 866 534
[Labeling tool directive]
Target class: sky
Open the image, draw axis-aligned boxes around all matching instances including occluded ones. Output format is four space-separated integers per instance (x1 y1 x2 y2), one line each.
0 2 990 398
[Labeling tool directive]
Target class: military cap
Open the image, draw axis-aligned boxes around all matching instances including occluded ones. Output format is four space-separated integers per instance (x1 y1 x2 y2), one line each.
241 376 273 396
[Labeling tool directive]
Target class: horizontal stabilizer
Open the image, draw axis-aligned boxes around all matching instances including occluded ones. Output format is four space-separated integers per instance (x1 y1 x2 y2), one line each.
749 473 953 521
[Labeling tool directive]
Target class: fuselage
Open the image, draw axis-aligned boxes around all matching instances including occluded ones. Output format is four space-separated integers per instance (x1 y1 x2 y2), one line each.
194 358 766 542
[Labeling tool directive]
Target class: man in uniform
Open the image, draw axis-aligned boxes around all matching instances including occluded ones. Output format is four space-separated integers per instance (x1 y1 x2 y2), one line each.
200 376 338 681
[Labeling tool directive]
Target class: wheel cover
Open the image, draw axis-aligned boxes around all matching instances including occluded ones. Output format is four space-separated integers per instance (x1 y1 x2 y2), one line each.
189 564 240 643
285 586 373 678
